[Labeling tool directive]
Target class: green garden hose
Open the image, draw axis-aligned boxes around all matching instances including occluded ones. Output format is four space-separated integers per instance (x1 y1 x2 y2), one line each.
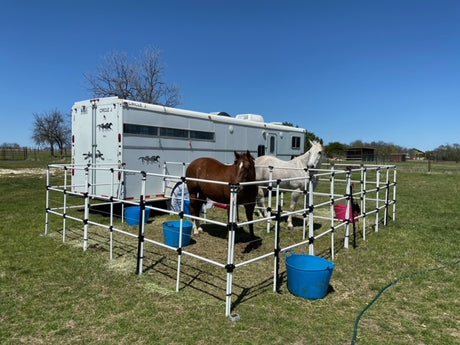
351 259 460 345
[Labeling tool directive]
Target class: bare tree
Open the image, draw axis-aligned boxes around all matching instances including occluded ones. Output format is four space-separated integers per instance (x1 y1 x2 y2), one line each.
32 109 70 157
85 46 181 107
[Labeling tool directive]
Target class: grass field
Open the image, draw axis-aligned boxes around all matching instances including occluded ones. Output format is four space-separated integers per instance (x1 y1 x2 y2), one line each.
0 159 459 344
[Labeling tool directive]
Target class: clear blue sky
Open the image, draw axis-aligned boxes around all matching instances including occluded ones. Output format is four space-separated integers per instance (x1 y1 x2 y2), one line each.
1 0 459 151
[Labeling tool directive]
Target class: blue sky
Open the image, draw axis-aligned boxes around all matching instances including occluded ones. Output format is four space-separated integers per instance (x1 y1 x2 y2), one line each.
1 0 459 151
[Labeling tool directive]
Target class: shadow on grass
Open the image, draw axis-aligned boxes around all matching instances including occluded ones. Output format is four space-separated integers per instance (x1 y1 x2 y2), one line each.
56 215 374 314
199 223 263 253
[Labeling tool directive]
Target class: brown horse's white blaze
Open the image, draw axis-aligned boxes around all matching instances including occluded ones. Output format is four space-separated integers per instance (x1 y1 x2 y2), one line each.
255 140 324 229
185 151 258 240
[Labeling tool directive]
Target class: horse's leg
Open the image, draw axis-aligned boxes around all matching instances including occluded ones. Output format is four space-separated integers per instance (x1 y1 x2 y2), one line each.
256 186 266 217
193 213 203 235
189 194 204 235
244 203 256 239
287 189 301 229
194 202 205 234
242 203 262 253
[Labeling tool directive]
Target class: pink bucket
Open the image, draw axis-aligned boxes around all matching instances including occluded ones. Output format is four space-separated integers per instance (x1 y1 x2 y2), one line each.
334 204 359 223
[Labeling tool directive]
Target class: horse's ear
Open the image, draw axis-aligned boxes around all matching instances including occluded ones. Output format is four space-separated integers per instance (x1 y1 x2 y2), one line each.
246 150 254 160
234 151 241 162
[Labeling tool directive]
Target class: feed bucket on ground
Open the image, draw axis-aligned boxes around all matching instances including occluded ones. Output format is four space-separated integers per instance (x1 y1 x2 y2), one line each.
163 220 193 247
285 252 335 299
334 204 358 223
124 206 150 226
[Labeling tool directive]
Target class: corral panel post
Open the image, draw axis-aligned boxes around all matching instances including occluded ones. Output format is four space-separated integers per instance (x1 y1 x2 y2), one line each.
175 178 188 293
375 167 381 232
161 161 167 196
392 166 397 221
359 164 364 240
308 174 315 255
273 181 282 293
302 169 309 240
362 167 368 240
329 165 336 260
344 170 351 249
83 166 90 251
136 172 147 275
384 167 390 226
109 168 115 260
44 165 51 236
225 183 239 317
266 167 274 233
62 166 68 242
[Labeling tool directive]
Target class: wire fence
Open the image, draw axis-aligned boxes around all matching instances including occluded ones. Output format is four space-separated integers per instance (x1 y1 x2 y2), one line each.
0 147 70 161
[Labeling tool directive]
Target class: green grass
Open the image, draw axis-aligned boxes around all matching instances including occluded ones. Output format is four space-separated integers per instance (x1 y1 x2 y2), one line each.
1 160 459 344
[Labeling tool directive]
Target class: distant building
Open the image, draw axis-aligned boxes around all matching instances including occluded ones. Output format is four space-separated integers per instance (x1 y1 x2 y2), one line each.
391 153 408 162
410 148 425 160
345 147 375 161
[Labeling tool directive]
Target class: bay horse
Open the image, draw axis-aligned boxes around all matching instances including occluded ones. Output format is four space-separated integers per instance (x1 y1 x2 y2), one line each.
186 151 258 245
255 140 324 229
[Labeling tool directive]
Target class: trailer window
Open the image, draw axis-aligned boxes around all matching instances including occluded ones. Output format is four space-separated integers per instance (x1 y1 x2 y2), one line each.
269 136 276 154
291 136 301 149
123 123 215 141
124 124 158 136
190 130 214 141
160 128 188 138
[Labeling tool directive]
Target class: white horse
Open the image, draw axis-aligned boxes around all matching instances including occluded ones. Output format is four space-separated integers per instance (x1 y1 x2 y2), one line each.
255 139 324 229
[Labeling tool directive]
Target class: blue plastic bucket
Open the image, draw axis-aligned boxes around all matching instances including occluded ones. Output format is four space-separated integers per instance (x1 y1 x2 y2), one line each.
285 252 335 299
163 220 193 247
125 206 150 226
184 200 191 215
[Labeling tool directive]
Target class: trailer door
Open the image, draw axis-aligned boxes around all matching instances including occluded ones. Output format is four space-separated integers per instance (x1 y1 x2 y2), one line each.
72 99 122 197
72 102 94 194
92 101 122 197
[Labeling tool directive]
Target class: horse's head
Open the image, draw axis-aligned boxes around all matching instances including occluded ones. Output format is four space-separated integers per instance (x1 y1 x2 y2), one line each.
234 150 256 182
306 139 324 169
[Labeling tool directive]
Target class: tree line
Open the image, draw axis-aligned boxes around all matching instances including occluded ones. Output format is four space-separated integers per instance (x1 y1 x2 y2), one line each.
324 140 460 162
429 143 460 162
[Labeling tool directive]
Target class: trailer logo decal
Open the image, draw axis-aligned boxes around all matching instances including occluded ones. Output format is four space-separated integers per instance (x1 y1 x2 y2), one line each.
83 150 105 161
97 122 113 131
138 155 160 164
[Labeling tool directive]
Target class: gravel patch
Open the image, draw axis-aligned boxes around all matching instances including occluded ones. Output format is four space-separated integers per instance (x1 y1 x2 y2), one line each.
0 168 47 176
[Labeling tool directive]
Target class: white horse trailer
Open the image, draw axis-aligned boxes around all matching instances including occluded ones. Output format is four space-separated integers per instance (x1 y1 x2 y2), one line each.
71 97 306 200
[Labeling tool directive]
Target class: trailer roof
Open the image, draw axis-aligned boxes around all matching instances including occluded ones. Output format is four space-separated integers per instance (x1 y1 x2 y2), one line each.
73 97 306 134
